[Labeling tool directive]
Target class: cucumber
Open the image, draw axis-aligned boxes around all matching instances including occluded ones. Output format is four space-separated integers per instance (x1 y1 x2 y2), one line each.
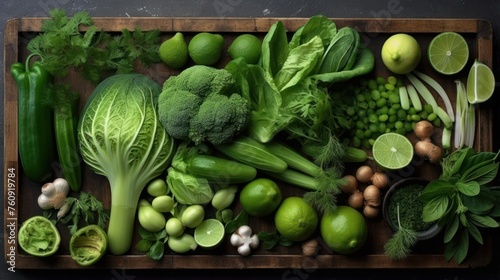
214 136 288 173
187 155 257 185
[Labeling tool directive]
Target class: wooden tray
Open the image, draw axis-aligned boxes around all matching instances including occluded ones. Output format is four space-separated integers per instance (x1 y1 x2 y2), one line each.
3 17 494 269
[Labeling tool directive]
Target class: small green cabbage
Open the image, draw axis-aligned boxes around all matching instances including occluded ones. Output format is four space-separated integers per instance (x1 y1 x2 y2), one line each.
78 73 175 255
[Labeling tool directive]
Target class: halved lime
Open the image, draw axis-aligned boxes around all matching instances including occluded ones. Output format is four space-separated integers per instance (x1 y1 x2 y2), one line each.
18 216 61 257
372 133 414 170
194 219 225 249
428 32 469 75
466 60 496 104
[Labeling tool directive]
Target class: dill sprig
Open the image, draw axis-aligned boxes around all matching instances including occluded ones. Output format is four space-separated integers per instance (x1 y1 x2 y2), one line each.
384 204 418 260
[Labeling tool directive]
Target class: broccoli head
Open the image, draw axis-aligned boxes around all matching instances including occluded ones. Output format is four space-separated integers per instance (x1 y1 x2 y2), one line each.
162 65 234 98
158 65 249 145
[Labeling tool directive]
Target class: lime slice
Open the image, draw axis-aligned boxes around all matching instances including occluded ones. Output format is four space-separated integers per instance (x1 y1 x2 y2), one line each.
466 60 495 104
194 219 225 248
372 133 414 170
428 32 469 75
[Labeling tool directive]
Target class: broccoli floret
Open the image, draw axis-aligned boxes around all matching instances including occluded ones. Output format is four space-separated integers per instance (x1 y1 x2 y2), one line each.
158 89 202 140
162 65 234 98
189 93 249 145
158 65 249 145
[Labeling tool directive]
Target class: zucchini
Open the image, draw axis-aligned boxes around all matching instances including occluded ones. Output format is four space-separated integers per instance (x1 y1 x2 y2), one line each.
214 136 288 173
187 155 257 185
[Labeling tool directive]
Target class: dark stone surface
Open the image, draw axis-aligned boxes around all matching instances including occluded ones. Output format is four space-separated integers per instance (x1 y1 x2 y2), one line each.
1 1 499 279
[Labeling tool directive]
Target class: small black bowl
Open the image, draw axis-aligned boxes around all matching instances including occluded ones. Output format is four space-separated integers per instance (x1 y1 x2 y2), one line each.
382 177 442 241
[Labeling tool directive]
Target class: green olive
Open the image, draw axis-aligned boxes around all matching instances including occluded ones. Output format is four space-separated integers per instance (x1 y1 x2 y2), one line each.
181 205 205 228
211 185 238 210
165 217 184 237
138 199 166 232
152 195 175 213
167 233 197 253
147 178 167 197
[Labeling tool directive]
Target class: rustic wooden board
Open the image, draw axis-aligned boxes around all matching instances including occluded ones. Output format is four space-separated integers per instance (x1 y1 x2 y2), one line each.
3 17 494 269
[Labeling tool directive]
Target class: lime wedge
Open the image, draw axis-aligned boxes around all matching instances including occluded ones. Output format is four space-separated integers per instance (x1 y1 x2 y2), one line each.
466 60 495 104
372 133 414 170
428 32 469 75
194 219 225 249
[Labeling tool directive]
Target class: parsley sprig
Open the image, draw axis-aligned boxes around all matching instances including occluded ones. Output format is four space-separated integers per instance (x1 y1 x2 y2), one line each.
27 9 161 83
44 191 110 235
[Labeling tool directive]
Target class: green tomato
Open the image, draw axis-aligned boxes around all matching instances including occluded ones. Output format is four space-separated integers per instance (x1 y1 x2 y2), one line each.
165 217 184 237
181 205 205 228
152 195 175 213
147 178 167 197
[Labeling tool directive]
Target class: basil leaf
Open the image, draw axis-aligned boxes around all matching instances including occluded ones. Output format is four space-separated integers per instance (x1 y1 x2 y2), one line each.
462 162 499 185
459 151 496 177
444 234 459 262
147 240 165 261
418 179 454 203
444 215 459 243
459 213 469 227
467 223 484 245
138 226 156 241
135 239 153 252
461 191 495 214
422 196 449 222
454 229 470 264
456 180 480 196
224 210 249 234
441 147 474 178
468 213 500 228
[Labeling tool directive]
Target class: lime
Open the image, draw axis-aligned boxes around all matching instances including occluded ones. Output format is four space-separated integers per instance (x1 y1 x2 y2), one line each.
274 197 318 242
381 33 421 74
372 132 414 170
159 32 188 69
428 32 469 75
194 219 225 248
69 225 108 266
320 206 368 254
188 32 224 66
18 216 61 257
239 178 282 217
228 34 262 64
466 60 495 104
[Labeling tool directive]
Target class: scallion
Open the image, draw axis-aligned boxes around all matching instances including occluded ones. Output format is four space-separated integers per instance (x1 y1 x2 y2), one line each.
413 71 454 122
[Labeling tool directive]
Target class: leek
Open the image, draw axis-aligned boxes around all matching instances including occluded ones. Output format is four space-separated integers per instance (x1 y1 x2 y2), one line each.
413 70 454 122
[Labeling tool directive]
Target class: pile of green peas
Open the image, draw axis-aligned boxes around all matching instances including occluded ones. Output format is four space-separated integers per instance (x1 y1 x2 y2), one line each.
339 76 441 149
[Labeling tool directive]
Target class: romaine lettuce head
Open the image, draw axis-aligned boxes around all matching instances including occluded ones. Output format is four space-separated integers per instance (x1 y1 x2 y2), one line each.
78 73 175 255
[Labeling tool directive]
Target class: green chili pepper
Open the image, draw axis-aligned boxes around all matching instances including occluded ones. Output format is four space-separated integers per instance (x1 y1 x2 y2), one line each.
10 54 56 183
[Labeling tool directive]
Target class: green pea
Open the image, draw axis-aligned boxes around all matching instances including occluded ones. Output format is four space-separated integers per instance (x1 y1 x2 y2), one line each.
385 83 395 91
378 114 389 122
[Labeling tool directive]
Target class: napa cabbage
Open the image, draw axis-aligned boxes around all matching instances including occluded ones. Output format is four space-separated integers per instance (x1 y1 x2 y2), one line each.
78 73 175 255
